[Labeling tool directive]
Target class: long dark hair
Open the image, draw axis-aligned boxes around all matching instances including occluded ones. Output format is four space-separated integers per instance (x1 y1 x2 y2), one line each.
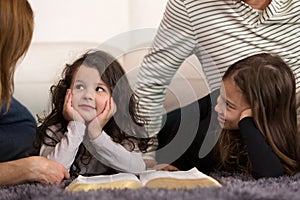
35 50 151 175
215 53 300 175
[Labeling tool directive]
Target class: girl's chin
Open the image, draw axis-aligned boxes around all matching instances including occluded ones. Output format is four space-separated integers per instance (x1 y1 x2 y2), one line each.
81 115 96 122
218 122 224 129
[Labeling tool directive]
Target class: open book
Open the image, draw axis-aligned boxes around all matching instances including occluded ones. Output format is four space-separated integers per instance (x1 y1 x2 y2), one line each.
66 167 221 191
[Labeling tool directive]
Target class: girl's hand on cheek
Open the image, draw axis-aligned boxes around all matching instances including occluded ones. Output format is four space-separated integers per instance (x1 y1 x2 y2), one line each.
88 97 116 140
239 108 252 121
63 89 84 124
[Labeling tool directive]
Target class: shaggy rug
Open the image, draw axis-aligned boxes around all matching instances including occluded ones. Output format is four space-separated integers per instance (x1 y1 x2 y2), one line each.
1 172 300 200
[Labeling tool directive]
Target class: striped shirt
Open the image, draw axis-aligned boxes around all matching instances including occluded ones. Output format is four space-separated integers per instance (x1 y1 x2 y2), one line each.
135 0 300 136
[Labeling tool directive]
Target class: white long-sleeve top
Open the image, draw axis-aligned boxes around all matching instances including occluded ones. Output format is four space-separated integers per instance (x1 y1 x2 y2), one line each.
39 121 146 174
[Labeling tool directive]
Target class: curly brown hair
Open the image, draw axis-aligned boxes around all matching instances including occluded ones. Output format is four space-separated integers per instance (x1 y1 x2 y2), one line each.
34 50 152 176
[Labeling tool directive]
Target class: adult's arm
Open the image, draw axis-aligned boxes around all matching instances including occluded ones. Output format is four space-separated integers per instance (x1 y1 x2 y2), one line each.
39 121 86 171
83 132 146 174
134 0 196 137
239 117 283 179
0 156 69 185
0 97 36 162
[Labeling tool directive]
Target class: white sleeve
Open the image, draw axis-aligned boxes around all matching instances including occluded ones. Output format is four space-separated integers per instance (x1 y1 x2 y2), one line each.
39 121 86 171
83 132 146 174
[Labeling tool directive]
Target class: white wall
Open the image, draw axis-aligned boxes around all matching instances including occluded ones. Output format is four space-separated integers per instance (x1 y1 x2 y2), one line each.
16 0 209 116
129 0 168 29
28 0 168 43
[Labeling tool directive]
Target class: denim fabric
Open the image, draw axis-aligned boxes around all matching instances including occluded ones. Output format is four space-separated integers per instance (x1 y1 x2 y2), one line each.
0 97 36 162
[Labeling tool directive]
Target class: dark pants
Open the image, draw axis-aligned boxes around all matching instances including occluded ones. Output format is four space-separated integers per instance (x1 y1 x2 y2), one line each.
0 97 36 162
156 90 220 172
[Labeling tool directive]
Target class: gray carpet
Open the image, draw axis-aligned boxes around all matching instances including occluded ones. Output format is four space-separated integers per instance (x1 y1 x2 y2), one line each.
1 172 300 200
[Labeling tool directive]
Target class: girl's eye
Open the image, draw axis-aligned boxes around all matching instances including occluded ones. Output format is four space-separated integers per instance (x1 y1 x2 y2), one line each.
96 86 104 92
226 102 234 109
75 84 84 90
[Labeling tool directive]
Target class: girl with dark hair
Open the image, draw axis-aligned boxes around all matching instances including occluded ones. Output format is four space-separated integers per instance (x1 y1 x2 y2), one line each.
35 50 151 176
214 53 300 178
159 53 300 179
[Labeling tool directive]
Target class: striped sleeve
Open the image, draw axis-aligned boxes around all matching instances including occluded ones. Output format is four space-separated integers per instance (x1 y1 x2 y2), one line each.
134 0 196 136
134 0 300 138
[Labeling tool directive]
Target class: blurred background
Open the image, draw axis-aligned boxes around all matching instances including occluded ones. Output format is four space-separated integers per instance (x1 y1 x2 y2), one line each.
28 0 168 43
15 0 208 118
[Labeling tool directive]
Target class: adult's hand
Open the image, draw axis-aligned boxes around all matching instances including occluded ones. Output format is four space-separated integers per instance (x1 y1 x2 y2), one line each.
0 156 70 185
152 163 179 171
25 156 70 184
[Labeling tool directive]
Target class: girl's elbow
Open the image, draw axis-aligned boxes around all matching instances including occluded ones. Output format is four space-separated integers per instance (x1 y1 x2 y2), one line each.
125 157 146 174
131 160 146 174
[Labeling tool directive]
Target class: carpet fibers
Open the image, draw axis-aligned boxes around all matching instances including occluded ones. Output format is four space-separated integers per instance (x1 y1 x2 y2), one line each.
1 172 300 200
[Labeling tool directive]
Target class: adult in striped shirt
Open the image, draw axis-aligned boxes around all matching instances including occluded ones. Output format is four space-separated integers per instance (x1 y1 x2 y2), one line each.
134 0 300 171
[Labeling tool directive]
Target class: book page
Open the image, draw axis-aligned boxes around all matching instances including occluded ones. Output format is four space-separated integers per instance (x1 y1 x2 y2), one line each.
66 173 142 191
139 167 221 189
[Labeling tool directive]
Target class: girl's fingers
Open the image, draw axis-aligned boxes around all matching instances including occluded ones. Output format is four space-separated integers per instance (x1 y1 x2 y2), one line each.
106 97 116 117
63 90 70 113
67 90 73 106
108 96 112 110
96 98 114 121
64 89 72 108
101 97 112 113
102 102 111 119
63 89 74 121
100 100 108 114
110 97 117 115
63 89 69 105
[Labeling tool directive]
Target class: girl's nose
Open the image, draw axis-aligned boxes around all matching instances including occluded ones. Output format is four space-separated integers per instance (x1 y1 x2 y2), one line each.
214 96 223 114
83 89 95 100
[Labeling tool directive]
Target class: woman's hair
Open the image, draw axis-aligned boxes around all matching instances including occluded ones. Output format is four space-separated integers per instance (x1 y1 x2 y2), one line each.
0 0 34 109
215 53 300 175
35 50 151 175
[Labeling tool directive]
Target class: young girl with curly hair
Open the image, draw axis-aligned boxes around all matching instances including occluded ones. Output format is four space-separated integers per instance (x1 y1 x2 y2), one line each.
35 50 151 176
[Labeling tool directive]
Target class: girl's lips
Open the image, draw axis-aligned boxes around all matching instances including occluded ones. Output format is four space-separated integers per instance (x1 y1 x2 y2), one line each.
217 115 226 124
79 104 95 110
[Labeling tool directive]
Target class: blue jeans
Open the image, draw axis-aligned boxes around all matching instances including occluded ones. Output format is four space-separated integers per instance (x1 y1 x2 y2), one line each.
0 97 36 162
